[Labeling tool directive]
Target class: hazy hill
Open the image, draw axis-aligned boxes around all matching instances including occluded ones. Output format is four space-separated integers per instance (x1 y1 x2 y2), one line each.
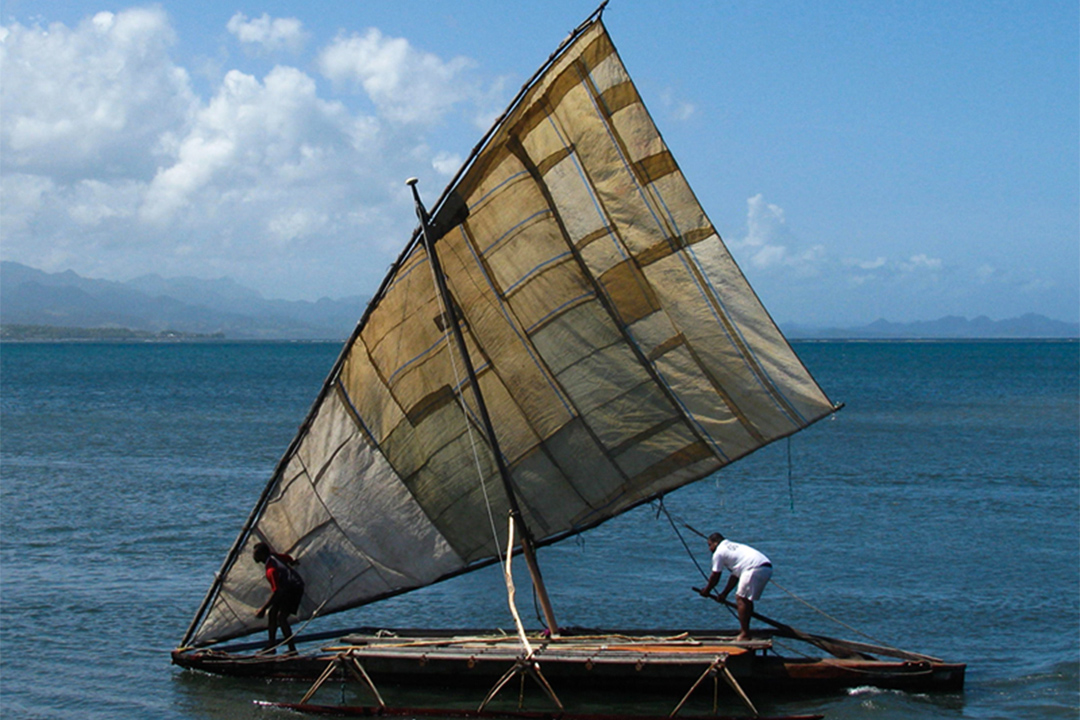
784 314 1079 339
0 262 367 340
1 261 1076 340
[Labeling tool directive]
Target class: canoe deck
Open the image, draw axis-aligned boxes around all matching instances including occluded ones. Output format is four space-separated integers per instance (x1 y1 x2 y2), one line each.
172 626 966 696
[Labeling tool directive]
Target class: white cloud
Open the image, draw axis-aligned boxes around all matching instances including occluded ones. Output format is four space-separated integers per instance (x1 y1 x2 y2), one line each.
317 28 475 125
733 196 950 298
0 8 476 299
733 194 823 275
901 253 943 271
67 179 141 226
0 173 53 235
0 7 196 181
226 13 308 54
843 256 887 270
138 63 401 270
835 252 945 290
432 151 461 176
659 89 695 121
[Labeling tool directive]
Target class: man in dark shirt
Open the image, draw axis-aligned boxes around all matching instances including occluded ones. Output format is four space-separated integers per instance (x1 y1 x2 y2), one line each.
253 542 304 654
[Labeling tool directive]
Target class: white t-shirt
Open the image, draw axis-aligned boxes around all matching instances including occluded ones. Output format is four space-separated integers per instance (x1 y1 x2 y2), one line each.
712 539 771 577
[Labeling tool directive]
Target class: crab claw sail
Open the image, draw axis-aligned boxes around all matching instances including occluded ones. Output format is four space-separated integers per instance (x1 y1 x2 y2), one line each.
181 12 836 649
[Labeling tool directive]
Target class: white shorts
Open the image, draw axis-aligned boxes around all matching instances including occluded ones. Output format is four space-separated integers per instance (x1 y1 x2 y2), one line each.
736 564 772 602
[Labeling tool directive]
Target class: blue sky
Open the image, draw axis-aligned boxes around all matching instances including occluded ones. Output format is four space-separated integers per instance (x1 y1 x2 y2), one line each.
2 1 1077 325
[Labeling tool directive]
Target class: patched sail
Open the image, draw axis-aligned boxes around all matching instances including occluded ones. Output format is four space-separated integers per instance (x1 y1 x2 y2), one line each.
182 14 836 648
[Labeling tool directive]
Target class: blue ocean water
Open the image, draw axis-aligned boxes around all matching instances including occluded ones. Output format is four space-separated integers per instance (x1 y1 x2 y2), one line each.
1 340 1076 719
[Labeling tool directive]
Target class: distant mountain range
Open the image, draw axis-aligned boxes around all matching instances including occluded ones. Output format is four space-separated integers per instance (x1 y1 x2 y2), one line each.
783 315 1079 340
1 261 1076 340
1 262 368 340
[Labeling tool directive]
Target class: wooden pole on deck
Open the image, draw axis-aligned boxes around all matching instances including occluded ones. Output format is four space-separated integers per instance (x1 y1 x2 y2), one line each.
407 178 560 637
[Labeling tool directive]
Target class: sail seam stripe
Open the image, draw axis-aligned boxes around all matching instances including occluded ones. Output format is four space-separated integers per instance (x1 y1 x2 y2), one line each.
297 451 402 594
335 376 473 596
207 588 247 645
503 251 574 294
480 208 553 254
453 218 577 418
385 333 449 386
509 104 732 486
466 134 636 520
554 63 730 462
523 291 594 334
590 42 808 425
334 349 478 563
334 379 377 447
439 242 627 509
681 240 809 426
470 169 531 214
575 42 806 429
382 246 432 296
445 227 601 521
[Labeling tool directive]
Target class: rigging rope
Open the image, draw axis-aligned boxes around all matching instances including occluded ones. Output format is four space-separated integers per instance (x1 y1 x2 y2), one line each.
655 498 741 626
767 579 896 650
655 498 901 650
656 496 708 581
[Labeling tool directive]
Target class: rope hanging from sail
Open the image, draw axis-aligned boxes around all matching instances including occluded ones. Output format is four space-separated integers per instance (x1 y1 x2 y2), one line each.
654 497 739 625
503 514 535 659
655 496 709 581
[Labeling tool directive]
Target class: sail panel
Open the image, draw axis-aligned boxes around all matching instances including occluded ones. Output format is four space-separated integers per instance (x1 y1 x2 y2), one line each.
191 387 468 645
185 17 835 647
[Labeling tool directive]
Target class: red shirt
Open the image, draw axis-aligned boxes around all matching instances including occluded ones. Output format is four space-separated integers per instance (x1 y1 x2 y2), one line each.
265 553 295 593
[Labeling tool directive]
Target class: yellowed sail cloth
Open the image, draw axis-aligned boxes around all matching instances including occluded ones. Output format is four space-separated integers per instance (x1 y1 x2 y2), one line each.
183 17 836 648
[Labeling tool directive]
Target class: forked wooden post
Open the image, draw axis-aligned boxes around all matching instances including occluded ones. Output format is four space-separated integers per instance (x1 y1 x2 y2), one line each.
669 654 759 718
478 657 564 713
298 651 386 708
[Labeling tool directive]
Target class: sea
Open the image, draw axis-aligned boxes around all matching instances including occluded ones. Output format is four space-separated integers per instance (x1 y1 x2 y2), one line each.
1 340 1077 720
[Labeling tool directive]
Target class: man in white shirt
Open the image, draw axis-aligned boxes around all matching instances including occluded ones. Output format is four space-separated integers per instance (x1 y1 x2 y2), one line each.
695 532 773 641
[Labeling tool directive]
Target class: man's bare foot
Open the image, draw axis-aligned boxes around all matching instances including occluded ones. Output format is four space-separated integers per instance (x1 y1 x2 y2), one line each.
736 633 751 642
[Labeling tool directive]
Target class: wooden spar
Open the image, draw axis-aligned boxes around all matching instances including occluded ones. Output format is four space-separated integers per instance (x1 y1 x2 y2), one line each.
407 178 561 637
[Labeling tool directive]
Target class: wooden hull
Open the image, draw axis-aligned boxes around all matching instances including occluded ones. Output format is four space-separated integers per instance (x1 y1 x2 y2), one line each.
172 627 966 696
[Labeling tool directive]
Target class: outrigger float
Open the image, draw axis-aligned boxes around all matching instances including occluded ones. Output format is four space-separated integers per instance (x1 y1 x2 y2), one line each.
172 4 964 718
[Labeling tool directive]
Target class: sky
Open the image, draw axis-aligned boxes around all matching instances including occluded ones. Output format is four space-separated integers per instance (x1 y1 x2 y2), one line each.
2 1 1077 326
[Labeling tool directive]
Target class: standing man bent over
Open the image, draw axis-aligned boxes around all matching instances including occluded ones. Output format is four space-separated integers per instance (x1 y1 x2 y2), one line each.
695 532 773 641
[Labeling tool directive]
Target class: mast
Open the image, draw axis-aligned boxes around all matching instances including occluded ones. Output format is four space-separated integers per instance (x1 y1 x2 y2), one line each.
407 178 561 637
